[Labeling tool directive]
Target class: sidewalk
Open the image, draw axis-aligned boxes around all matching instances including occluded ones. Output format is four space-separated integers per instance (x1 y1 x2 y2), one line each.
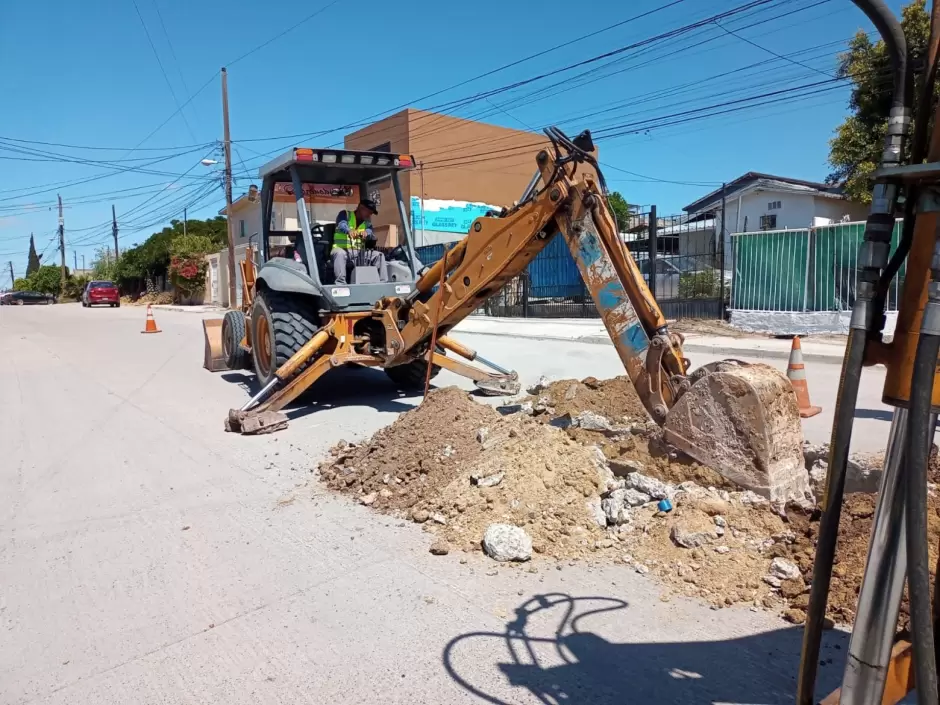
452 316 847 362
150 303 225 314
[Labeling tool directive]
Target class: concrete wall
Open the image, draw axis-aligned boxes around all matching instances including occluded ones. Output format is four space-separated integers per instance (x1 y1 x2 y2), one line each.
812 195 869 224
718 190 868 234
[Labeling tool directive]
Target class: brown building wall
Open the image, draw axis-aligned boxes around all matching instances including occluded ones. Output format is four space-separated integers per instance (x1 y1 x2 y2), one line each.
344 108 550 229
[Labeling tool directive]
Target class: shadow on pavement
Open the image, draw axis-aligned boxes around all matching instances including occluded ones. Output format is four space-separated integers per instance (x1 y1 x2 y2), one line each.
854 407 894 422
443 593 849 704
220 366 421 418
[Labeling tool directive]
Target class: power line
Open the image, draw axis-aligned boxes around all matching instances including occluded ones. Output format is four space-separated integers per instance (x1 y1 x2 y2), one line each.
131 0 198 142
713 17 834 78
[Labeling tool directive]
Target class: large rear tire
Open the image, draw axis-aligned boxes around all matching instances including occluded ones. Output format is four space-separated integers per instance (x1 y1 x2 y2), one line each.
250 289 319 388
222 310 250 370
384 357 441 390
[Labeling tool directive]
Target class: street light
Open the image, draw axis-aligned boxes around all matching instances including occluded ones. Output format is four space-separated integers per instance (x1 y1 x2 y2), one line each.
201 158 219 166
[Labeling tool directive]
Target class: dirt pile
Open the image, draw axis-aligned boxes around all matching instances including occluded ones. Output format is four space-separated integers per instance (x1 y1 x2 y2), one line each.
320 387 612 558
317 378 939 627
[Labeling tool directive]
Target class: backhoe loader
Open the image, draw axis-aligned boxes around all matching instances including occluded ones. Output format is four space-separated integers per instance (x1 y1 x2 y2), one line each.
204 127 810 504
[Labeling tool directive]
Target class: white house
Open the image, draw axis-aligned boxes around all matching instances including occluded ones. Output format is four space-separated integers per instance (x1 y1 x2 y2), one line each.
682 172 869 270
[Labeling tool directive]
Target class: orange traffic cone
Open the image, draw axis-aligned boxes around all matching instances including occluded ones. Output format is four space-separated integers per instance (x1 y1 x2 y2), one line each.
141 304 161 334
787 336 820 418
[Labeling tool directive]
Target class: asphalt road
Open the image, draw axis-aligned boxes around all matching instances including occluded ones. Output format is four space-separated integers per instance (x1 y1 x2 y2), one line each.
0 304 875 704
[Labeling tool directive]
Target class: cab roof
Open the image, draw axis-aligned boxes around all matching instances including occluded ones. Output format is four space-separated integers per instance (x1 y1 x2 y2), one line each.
259 147 417 185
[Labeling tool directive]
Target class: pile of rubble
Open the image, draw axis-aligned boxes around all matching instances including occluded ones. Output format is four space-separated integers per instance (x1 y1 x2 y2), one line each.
317 377 940 626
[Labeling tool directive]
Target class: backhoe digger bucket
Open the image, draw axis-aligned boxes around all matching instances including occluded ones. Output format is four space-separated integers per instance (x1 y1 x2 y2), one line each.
663 360 810 504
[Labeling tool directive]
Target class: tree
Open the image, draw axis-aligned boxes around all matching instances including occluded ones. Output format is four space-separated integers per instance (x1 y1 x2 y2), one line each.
29 265 67 295
828 0 933 203
608 192 632 231
91 247 117 281
26 234 40 276
13 277 30 291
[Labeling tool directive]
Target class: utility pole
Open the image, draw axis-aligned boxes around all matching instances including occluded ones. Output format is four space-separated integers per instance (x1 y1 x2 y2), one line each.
112 204 119 259
183 207 187 237
73 250 77 273
81 254 85 272
106 246 111 268
8 261 14 287
221 66 237 309
58 194 66 293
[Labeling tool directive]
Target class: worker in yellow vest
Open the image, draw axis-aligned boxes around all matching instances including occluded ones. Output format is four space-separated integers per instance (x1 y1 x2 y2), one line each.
332 199 387 285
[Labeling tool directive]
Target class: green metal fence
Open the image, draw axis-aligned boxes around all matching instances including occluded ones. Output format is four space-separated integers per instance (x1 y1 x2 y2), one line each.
730 220 904 312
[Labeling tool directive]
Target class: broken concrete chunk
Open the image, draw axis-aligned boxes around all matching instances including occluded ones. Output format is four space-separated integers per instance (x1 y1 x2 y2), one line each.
476 427 489 444
482 524 533 562
736 490 768 506
430 512 448 525
763 575 782 589
497 401 534 416
526 376 552 395
714 545 731 555
471 471 505 488
586 498 608 528
770 557 802 582
670 526 713 549
625 472 673 500
360 492 378 506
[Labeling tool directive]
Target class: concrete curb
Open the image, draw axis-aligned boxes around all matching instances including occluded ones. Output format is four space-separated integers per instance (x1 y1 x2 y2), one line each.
150 304 225 314
457 329 845 363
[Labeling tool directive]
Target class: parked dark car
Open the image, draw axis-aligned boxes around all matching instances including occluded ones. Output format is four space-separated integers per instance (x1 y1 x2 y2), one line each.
5 291 54 305
82 280 120 308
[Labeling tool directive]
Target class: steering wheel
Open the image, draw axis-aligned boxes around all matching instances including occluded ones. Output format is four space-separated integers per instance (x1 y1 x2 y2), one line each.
310 222 325 239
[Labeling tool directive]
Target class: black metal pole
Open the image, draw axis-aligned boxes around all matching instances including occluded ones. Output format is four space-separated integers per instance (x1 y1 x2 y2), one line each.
719 185 727 318
648 205 658 299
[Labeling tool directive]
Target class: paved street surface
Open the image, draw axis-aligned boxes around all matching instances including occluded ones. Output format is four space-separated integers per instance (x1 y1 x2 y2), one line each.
1 304 878 704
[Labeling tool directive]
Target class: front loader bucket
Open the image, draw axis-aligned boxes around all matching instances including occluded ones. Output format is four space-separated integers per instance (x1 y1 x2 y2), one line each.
663 361 810 504
203 318 227 372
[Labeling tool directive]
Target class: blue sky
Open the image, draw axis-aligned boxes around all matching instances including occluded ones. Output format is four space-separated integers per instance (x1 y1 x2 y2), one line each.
0 0 903 284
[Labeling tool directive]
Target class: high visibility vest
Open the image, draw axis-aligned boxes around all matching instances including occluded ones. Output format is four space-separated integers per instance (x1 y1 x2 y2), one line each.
334 210 368 250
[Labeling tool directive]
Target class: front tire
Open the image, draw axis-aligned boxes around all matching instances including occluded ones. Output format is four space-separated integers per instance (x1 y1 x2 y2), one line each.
222 310 250 370
249 290 320 388
384 357 442 390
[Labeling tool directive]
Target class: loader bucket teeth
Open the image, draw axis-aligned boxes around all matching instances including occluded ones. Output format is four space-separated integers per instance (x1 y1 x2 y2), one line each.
473 374 522 396
225 408 289 435
663 361 810 504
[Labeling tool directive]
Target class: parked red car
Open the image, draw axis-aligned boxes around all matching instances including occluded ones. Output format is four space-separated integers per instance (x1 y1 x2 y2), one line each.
82 281 120 308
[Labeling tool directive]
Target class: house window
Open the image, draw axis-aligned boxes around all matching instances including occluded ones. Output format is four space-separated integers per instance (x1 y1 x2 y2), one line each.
760 214 777 230
239 219 246 238
767 200 782 210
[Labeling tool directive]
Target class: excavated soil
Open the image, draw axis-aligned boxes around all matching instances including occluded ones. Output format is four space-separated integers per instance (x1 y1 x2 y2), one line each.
317 377 940 627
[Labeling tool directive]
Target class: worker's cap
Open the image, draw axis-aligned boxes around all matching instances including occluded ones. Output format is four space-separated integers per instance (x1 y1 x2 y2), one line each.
360 198 378 215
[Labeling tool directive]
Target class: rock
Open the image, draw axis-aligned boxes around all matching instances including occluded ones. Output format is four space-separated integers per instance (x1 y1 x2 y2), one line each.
670 526 713 549
601 497 629 526
595 539 615 550
430 512 448 525
804 441 883 497
770 557 802 581
763 575 782 589
625 472 673 500
697 497 729 516
714 546 730 554
736 491 768 506
379 488 393 499
564 383 580 401
715 526 725 537
471 471 505 488
527 376 551 395
713 515 727 528
574 411 615 432
622 488 651 507
360 492 377 506
429 540 450 556
609 458 647 477
586 498 608 528
780 578 806 598
533 396 554 415
783 608 807 625
583 376 602 390
476 427 489 444
412 509 430 524
500 401 534 416
482 524 533 562
635 563 650 575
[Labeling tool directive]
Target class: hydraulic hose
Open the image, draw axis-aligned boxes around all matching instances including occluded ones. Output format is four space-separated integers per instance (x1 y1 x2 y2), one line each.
798 5 912 702
796 329 867 705
908 327 940 705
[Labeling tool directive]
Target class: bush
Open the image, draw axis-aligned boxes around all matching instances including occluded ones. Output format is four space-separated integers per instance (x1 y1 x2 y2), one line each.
168 234 214 302
678 269 721 299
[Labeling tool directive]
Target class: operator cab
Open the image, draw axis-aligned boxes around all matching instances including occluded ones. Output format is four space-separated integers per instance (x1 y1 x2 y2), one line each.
256 146 422 311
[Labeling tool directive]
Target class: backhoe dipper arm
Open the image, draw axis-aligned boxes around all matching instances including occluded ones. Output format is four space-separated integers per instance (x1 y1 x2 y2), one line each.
381 129 688 424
